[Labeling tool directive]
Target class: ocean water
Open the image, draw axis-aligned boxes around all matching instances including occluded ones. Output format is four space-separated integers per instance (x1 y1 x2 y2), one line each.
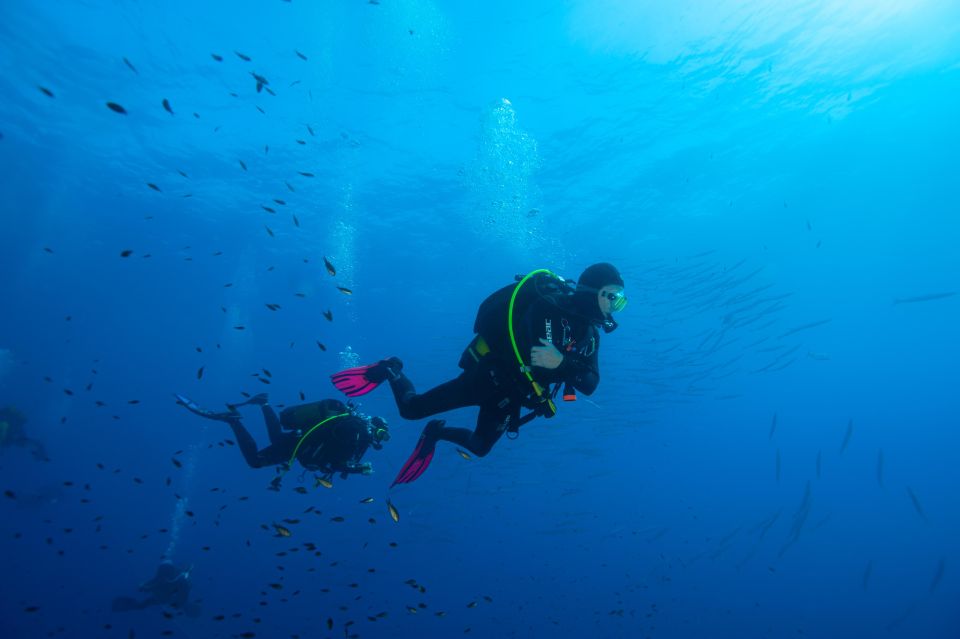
1 1 958 637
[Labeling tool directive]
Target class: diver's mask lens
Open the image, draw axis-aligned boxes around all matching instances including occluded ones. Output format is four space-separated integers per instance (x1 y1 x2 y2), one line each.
604 291 627 313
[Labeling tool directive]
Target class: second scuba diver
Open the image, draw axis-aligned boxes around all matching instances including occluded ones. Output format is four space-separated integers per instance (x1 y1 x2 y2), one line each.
175 393 390 483
330 263 626 486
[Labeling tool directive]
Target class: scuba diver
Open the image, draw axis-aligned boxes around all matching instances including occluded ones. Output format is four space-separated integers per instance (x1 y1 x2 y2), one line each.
175 393 390 481
0 405 49 462
331 263 626 486
112 561 200 616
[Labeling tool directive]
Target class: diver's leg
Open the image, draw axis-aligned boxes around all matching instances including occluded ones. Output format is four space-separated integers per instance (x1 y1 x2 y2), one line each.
260 405 285 444
224 419 271 469
388 371 475 420
435 400 516 457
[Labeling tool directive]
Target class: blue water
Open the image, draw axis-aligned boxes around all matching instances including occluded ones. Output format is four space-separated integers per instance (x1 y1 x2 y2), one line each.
1 1 958 637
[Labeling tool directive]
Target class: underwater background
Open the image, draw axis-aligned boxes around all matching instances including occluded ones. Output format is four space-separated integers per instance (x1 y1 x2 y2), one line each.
1 0 958 637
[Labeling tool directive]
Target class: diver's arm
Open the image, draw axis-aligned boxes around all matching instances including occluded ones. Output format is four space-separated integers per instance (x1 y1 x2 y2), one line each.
556 328 600 395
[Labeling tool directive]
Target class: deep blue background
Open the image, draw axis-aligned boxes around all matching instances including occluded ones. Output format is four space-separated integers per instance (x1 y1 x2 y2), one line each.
1 1 958 637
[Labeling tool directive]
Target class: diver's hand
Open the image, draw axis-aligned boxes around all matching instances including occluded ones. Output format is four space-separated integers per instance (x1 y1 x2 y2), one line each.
530 338 563 369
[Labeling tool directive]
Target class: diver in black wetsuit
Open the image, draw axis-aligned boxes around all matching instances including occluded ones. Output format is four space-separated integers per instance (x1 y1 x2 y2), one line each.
175 394 390 479
0 405 49 462
331 263 626 485
112 562 200 617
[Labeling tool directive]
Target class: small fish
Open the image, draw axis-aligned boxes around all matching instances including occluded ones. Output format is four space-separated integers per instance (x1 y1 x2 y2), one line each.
359 497 374 504
273 523 292 537
906 486 928 522
839 419 853 455
106 102 127 114
295 49 308 60
326 618 333 630
298 391 305 400
147 183 161 192
316 341 326 351
466 601 478 608
262 368 272 378
256 106 265 114
38 86 55 98
768 412 777 439
234 325 245 330
406 606 418 614
4 490 15 499
123 57 138 74
239 160 247 171
323 257 336 276
269 583 283 590
295 139 306 145
235 51 251 61
929 557 946 593
306 125 315 136
171 458 182 469
387 499 400 523
264 225 274 237
330 516 345 522
197 366 204 380
162 99 173 115
337 286 353 296
292 214 300 227
120 249 133 257
456 448 472 460
298 171 314 177
261 205 276 213
316 477 333 489
273 199 286 205
211 53 223 62
893 292 956 305
322 310 333 322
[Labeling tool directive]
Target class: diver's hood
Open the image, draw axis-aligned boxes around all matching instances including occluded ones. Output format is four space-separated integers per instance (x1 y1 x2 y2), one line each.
573 262 624 326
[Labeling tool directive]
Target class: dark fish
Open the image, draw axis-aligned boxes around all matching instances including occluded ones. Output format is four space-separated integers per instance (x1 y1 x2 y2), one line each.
336 286 353 296
178 169 188 178
172 458 182 468
839 419 853 455
264 225 274 237
292 214 300 227
123 57 138 74
295 49 307 60
234 325 245 330
262 368 272 378
777 318 832 339
316 341 326 351
261 205 276 213
120 250 133 257
106 102 127 114
929 557 945 593
43 247 54 253
147 183 161 192
359 497 374 504
162 99 173 114
296 139 306 145
768 412 777 439
306 125 315 136
264 86 276 96
893 292 956 305
24 606 39 613
211 53 223 61
4 490 14 499
323 257 336 276
127 399 140 404
197 366 204 380
299 391 305 400
235 51 251 61
256 106 265 114
906 486 928 522
239 160 247 171
322 310 333 322
273 199 286 205
38 86 55 98
298 171 314 177
326 618 333 630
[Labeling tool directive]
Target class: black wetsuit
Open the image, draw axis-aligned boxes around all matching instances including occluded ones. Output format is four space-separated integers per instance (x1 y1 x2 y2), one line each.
388 286 600 456
226 399 381 475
